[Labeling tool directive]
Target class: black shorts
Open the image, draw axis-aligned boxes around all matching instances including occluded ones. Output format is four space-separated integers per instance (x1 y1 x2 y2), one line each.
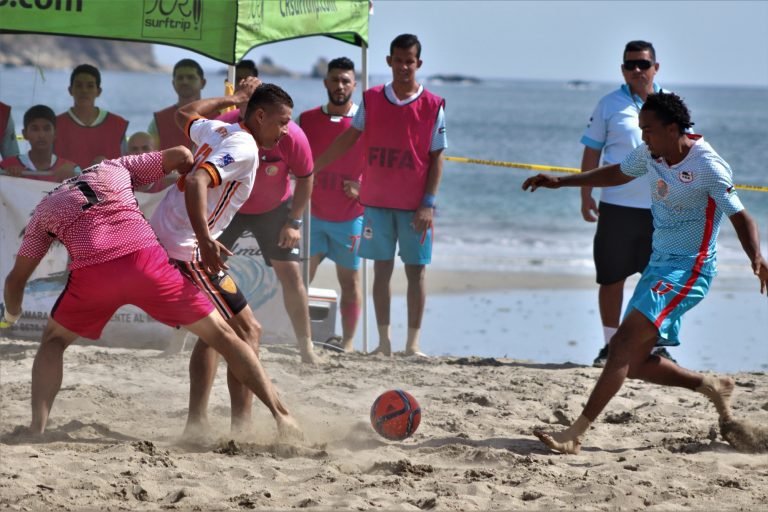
173 259 248 320
593 202 653 285
217 199 300 267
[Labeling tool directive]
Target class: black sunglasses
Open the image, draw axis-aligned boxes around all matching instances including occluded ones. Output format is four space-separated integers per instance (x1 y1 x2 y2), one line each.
623 59 653 71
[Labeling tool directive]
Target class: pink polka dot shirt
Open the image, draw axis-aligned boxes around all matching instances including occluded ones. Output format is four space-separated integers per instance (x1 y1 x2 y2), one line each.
17 153 166 270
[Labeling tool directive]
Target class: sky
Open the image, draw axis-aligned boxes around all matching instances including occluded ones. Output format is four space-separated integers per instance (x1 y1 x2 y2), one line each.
154 0 768 87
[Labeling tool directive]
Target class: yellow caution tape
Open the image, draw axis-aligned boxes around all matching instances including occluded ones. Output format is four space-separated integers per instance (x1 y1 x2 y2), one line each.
445 155 768 193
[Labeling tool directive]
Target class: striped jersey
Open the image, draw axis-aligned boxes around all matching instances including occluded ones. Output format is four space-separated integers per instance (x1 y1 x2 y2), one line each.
150 118 258 262
620 135 744 275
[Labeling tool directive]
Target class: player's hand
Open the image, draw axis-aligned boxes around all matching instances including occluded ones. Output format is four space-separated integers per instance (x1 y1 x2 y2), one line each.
753 256 768 295
412 206 434 234
581 196 599 222
233 77 262 103
522 174 561 192
343 180 360 199
0 303 21 329
278 225 300 249
198 237 232 274
2 166 25 177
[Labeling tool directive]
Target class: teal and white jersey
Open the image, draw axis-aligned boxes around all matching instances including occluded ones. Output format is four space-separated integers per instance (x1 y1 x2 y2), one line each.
620 135 744 275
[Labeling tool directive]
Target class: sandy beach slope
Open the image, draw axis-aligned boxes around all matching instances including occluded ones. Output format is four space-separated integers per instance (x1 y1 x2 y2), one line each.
1 338 767 510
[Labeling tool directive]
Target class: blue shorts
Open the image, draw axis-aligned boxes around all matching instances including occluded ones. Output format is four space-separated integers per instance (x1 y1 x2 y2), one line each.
625 265 713 346
310 215 363 270
358 207 433 265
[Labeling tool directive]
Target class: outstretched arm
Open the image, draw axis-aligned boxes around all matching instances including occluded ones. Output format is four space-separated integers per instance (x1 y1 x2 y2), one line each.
522 163 633 192
175 77 261 130
313 127 362 174
729 210 768 294
3 256 41 325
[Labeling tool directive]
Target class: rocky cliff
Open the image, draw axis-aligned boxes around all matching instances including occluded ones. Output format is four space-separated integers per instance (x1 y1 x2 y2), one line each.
0 34 162 72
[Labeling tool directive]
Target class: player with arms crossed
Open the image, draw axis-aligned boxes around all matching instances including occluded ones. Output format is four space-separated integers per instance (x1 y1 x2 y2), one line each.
522 92 768 454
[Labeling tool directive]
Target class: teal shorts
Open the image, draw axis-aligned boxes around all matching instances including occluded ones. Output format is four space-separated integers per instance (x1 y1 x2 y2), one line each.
625 265 713 346
310 215 363 270
358 207 433 265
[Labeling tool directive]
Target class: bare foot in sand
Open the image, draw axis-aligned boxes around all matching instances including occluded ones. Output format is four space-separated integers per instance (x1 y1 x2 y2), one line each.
534 429 582 455
300 348 321 365
276 415 304 442
182 419 213 444
697 375 735 420
534 414 591 455
1 425 71 444
368 344 392 357
230 417 253 438
299 339 321 365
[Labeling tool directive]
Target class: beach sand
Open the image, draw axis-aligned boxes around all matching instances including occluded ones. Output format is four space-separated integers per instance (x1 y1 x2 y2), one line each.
2 338 768 508
2 269 768 510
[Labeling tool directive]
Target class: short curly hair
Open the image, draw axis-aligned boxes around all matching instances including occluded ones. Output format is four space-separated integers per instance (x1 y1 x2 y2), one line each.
641 91 695 134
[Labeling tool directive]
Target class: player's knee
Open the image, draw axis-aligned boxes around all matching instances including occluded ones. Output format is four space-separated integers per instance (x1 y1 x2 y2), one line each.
339 276 360 296
626 361 643 379
39 335 69 354
606 336 632 366
404 264 425 282
238 318 262 346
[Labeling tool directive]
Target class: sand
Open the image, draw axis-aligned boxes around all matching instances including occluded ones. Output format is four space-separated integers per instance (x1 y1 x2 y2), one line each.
2 335 768 511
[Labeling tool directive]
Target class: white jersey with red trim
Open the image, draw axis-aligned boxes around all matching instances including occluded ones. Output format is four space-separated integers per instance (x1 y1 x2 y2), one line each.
620 135 744 275
150 118 258 262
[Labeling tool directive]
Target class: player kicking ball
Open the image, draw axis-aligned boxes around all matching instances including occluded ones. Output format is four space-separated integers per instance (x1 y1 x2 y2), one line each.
522 91 768 454
1 148 301 440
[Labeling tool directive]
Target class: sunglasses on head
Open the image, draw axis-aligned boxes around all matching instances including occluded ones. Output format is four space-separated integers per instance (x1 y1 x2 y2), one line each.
623 59 653 71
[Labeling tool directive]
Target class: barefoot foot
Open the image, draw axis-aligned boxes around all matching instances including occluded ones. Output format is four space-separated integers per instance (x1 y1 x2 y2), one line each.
368 345 392 357
182 419 212 443
276 415 304 442
697 375 735 420
534 429 582 455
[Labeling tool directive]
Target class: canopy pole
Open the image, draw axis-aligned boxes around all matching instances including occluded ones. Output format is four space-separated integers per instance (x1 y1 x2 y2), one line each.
361 41 369 354
227 65 235 86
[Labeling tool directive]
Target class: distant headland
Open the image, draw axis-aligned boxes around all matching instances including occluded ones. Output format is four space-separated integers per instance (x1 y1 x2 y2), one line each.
0 35 163 72
0 35 327 78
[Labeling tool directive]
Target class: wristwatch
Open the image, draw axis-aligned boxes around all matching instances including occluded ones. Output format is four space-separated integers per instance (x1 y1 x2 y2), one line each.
286 217 303 229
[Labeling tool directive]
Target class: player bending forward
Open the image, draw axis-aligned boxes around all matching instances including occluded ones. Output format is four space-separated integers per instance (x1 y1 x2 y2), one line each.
2 148 301 440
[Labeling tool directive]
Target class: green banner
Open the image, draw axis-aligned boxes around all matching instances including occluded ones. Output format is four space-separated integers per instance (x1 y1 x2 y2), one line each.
0 0 368 64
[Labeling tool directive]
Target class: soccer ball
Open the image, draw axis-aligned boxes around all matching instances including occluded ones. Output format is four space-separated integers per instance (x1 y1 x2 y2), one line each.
370 389 421 440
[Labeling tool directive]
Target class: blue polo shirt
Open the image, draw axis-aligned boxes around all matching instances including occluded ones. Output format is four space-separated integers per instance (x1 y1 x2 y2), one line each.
581 83 663 209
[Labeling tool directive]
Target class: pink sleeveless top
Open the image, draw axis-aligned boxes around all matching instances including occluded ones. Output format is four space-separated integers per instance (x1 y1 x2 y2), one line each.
54 111 128 169
360 85 444 210
300 106 364 221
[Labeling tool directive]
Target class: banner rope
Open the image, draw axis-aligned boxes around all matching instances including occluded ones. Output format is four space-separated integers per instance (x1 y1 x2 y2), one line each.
445 155 768 193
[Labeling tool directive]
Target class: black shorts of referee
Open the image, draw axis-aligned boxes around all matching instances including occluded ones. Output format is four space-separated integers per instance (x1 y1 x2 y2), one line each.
593 202 653 285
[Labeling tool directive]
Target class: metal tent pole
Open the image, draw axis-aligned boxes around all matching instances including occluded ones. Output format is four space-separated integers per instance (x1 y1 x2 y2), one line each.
361 41 369 354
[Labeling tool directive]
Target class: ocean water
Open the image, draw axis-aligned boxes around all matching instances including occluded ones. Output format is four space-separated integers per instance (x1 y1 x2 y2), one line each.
2 67 766 279
2 68 767 371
